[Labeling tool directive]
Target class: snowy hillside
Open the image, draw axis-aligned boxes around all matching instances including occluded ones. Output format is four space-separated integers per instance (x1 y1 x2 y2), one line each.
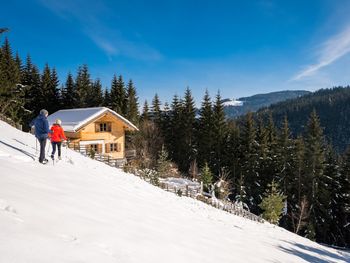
0 120 349 263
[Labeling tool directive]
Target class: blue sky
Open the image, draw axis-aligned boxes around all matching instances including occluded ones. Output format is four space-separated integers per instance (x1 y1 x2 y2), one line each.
2 0 350 106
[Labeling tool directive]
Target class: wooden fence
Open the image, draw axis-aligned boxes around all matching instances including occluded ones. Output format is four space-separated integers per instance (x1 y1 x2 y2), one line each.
155 178 263 223
68 142 264 224
68 142 127 167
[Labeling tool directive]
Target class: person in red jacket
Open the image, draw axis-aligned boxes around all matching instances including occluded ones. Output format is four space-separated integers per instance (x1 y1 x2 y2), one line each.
49 119 67 160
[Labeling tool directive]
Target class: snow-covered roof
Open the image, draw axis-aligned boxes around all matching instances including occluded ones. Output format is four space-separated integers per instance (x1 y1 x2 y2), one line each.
47 107 138 132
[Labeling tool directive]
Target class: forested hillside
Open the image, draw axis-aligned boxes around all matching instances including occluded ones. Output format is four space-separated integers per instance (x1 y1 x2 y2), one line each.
256 87 350 152
224 90 310 118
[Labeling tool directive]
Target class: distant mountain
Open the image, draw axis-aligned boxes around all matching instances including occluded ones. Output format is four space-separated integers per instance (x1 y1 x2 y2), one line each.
224 90 310 118
255 86 350 152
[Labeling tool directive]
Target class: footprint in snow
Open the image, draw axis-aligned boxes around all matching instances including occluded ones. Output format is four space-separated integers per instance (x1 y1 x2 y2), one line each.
0 199 17 214
58 234 79 243
0 199 23 223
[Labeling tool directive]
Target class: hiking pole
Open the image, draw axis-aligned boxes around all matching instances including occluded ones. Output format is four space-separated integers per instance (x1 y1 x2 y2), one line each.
47 140 51 157
35 138 38 155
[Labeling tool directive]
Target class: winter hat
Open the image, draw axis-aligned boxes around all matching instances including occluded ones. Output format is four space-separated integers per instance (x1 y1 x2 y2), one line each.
55 119 62 125
40 109 48 116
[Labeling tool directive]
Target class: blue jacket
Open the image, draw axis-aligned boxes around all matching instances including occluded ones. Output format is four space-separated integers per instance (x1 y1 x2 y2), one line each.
30 113 51 139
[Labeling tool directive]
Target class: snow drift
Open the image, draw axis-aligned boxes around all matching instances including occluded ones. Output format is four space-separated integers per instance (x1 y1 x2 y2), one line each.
0 120 349 263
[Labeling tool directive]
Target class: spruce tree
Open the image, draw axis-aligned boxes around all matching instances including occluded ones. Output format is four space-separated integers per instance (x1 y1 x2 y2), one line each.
141 100 150 121
86 79 103 107
103 88 111 107
75 64 91 108
259 180 286 224
156 145 172 178
336 148 350 247
125 79 139 124
304 109 327 241
23 55 42 121
201 162 213 193
0 37 22 121
239 112 259 213
197 90 213 168
61 72 76 109
49 68 60 112
41 64 60 114
179 87 196 173
211 91 228 177
323 148 347 246
168 95 183 169
225 120 240 191
151 93 162 126
110 75 126 114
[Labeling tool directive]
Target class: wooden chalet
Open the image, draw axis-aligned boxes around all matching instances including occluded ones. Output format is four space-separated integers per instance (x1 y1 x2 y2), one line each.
47 107 138 162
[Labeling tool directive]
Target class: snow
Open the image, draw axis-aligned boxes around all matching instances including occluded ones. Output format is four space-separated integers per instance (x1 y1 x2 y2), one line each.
223 99 244 107
0 120 349 263
47 107 138 132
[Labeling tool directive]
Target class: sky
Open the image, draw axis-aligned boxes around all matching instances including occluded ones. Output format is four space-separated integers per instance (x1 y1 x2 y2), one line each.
2 0 350 106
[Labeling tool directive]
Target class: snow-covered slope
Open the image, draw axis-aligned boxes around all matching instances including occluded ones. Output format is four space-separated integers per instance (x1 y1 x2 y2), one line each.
0 120 349 263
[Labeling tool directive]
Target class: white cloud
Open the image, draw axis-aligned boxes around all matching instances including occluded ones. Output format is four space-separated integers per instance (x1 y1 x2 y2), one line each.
292 25 350 80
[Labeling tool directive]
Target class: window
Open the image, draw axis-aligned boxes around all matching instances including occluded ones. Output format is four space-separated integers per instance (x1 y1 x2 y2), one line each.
95 122 112 132
88 144 99 153
106 143 121 153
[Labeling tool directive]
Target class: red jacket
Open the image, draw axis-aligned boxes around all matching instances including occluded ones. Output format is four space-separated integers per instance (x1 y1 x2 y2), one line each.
49 124 67 142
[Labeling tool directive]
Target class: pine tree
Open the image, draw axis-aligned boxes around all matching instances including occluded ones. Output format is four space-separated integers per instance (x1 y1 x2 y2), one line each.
197 90 213 168
110 75 126 114
304 109 327 241
256 117 269 197
141 100 150 121
75 64 91 108
168 95 183 168
0 37 22 121
61 72 76 109
49 68 60 112
156 145 172 178
322 148 347 246
86 79 103 107
162 101 172 155
239 112 259 213
125 79 139 124
41 64 60 114
211 91 228 177
201 162 213 193
259 180 286 224
225 120 240 192
23 55 42 120
179 87 196 173
335 148 350 247
103 88 111 107
151 93 162 126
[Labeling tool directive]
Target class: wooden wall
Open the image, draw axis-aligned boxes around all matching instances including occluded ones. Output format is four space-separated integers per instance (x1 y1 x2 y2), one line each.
65 112 126 159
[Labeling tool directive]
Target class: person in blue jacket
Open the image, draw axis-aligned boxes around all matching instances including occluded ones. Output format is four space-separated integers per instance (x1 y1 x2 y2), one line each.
30 109 52 164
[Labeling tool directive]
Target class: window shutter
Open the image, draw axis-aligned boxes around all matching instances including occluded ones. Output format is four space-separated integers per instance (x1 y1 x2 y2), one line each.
105 143 110 153
95 123 100 132
107 122 112 132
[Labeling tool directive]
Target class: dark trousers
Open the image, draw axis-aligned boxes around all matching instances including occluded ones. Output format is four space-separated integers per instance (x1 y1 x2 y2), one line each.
38 138 47 163
51 142 62 158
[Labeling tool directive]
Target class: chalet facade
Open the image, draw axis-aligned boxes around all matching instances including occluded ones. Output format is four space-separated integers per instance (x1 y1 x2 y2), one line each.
47 107 138 160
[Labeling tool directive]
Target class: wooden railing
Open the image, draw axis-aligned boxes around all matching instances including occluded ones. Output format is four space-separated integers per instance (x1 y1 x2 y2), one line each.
68 142 264 223
67 142 126 167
